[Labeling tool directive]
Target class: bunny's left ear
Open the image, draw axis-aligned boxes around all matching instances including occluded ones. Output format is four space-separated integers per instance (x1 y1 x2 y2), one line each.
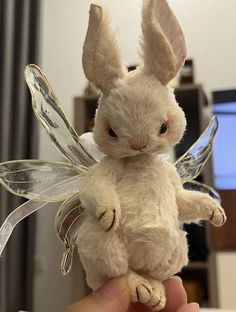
141 0 187 85
82 4 126 93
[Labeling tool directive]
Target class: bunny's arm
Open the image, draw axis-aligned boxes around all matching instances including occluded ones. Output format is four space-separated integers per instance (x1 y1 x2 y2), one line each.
165 162 226 226
79 157 124 231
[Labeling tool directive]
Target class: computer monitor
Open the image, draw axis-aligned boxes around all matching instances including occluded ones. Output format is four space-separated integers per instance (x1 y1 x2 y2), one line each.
212 90 236 190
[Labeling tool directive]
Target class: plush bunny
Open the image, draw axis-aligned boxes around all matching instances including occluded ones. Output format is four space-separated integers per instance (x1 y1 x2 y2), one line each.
77 1 226 310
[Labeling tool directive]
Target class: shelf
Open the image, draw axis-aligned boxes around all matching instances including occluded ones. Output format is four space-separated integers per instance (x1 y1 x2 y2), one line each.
185 261 208 270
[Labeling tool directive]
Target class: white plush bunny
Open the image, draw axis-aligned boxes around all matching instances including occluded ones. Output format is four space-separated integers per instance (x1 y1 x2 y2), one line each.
77 1 226 310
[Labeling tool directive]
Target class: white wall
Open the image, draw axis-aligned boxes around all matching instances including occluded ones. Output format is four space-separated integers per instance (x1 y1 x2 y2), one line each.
169 0 236 94
38 0 236 158
34 1 236 311
216 252 236 309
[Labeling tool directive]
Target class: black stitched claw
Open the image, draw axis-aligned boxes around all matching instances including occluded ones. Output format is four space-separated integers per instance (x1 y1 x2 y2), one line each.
152 299 161 308
105 209 116 232
98 210 106 220
136 287 140 302
210 210 215 221
141 283 152 295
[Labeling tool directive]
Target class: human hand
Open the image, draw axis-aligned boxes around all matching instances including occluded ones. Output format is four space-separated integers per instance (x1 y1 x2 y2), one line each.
63 277 200 312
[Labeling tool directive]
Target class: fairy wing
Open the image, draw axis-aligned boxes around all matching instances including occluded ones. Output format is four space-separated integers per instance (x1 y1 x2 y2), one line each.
175 117 218 183
0 199 48 256
0 160 86 202
1 64 100 256
0 160 87 256
24 64 97 167
80 132 105 162
53 134 103 275
55 193 85 275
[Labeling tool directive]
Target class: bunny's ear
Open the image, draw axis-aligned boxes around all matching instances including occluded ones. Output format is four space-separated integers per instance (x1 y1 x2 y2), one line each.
141 0 187 85
82 4 126 93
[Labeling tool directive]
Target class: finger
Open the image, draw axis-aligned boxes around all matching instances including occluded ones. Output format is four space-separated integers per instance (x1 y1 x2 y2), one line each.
162 277 187 312
64 277 130 312
177 303 200 312
128 302 151 312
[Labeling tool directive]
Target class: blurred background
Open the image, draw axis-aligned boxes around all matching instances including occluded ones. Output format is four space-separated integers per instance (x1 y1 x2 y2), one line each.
0 0 236 311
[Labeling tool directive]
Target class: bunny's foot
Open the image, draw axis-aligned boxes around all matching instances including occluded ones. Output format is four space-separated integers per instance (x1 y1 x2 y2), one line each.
127 271 166 311
209 204 227 227
147 278 166 311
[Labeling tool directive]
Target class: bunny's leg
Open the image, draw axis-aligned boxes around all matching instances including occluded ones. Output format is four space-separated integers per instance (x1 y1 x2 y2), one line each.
78 220 165 310
176 190 226 226
131 231 188 311
77 219 128 290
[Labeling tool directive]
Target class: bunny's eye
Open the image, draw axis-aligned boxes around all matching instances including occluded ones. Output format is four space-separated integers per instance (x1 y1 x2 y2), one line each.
107 127 118 139
159 122 168 135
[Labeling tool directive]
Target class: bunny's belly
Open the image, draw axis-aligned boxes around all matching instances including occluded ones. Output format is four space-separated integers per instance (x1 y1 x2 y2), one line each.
117 158 179 230
117 158 189 278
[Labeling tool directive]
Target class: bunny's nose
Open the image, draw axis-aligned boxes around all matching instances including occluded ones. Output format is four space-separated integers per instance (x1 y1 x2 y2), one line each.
129 135 147 151
130 143 147 151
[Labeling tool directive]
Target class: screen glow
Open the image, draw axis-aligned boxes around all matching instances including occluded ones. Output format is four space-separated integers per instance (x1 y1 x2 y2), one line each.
213 102 236 190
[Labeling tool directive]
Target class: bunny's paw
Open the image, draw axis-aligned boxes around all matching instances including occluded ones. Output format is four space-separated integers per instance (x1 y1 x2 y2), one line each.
128 274 153 304
147 279 166 311
209 205 227 227
96 208 119 232
127 271 166 311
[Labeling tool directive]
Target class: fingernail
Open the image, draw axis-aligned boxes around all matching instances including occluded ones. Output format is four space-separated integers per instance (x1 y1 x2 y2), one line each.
97 277 128 301
169 275 183 284
190 302 200 309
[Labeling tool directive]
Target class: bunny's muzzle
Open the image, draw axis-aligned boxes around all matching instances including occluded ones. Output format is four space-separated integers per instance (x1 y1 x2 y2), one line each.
129 134 147 151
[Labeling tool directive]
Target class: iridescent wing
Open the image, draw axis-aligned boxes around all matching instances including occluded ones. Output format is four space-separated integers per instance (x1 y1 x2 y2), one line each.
0 171 86 256
183 181 221 203
24 64 97 167
0 160 86 202
175 117 218 183
55 193 85 275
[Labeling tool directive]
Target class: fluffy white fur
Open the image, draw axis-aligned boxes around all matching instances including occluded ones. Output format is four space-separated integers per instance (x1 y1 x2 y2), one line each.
77 1 226 311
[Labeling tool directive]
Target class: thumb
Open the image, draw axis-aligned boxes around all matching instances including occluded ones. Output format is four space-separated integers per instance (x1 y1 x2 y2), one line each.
64 277 130 312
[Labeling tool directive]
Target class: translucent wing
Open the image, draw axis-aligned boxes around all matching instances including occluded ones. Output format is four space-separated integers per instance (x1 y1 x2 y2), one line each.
80 132 105 162
24 64 97 167
175 117 218 182
0 200 48 256
183 181 221 203
0 174 85 257
0 160 86 202
55 193 85 275
0 161 87 256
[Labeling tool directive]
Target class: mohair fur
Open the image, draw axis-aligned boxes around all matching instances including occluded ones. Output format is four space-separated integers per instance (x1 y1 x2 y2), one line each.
77 1 226 310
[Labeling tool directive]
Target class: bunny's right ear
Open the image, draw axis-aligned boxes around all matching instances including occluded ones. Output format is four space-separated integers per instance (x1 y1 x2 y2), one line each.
82 4 126 93
141 0 187 85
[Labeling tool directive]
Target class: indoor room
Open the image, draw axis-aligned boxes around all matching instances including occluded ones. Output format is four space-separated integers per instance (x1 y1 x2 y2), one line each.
0 1 236 312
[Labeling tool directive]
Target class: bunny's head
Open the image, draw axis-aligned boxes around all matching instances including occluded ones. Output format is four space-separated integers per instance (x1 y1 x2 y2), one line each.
82 0 187 158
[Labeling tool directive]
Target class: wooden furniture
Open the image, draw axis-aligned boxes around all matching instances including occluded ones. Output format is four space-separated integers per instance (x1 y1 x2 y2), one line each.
211 191 236 249
74 95 98 135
